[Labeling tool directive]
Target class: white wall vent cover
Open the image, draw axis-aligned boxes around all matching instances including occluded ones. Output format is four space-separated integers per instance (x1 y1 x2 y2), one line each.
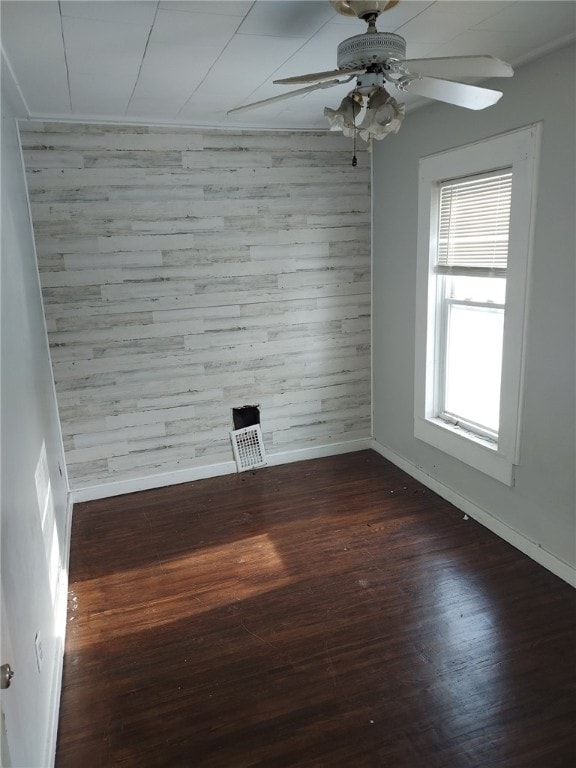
230 425 267 472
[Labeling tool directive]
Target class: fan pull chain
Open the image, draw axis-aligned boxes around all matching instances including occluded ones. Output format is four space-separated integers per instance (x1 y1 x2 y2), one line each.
352 99 358 167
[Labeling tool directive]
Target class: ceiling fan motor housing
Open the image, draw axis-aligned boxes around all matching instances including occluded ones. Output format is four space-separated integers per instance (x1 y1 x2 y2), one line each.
337 32 406 69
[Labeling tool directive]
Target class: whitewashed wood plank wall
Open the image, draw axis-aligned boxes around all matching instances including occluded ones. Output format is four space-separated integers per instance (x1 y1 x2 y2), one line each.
20 122 371 491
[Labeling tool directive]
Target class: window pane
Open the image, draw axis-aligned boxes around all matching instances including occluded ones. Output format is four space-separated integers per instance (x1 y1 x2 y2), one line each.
447 275 506 304
444 304 504 433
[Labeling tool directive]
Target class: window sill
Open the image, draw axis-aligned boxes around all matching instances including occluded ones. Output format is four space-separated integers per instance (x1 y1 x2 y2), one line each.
414 415 514 486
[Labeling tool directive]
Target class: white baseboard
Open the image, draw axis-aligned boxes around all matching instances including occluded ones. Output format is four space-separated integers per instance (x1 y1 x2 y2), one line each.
69 460 237 503
370 439 576 588
267 438 372 467
69 438 372 504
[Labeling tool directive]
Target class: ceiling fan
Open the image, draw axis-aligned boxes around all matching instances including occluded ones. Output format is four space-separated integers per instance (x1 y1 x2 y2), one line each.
228 0 513 145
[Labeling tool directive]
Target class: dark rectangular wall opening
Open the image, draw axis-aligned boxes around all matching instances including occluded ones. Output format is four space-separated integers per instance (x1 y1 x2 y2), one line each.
232 406 260 430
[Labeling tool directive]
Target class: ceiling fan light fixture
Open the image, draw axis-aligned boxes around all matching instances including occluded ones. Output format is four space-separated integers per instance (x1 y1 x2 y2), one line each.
324 95 361 138
358 92 405 141
324 88 405 142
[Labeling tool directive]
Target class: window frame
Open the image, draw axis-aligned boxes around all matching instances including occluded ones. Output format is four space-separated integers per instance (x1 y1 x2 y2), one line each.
414 125 541 485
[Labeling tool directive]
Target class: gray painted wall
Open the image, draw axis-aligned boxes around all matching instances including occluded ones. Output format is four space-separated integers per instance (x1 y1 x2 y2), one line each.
372 43 575 569
1 59 69 767
21 123 371 491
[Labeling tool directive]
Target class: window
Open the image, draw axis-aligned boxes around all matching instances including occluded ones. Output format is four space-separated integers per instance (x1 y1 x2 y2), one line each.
436 171 511 441
414 126 540 485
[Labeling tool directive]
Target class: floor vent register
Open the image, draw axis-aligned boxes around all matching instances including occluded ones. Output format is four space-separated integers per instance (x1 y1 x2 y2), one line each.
230 424 267 472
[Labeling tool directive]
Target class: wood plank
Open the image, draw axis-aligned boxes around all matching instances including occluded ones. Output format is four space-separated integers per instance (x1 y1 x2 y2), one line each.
56 451 576 768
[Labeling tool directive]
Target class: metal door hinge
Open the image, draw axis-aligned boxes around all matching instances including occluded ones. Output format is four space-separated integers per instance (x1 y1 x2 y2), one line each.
1 664 14 690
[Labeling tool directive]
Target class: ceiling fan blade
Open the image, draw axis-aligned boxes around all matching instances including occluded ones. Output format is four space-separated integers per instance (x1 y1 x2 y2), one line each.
274 68 362 85
404 77 503 110
227 80 343 116
401 55 513 80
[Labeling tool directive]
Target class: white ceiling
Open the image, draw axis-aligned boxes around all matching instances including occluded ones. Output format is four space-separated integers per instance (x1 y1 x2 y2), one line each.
1 0 575 130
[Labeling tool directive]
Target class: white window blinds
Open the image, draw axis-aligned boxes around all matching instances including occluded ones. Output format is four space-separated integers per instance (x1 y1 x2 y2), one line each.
436 170 513 276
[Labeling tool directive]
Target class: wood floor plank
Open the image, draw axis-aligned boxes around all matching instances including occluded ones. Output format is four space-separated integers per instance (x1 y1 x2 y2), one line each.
56 451 576 767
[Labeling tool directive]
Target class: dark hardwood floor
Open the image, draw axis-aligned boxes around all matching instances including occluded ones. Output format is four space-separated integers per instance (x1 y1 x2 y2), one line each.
56 450 576 768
